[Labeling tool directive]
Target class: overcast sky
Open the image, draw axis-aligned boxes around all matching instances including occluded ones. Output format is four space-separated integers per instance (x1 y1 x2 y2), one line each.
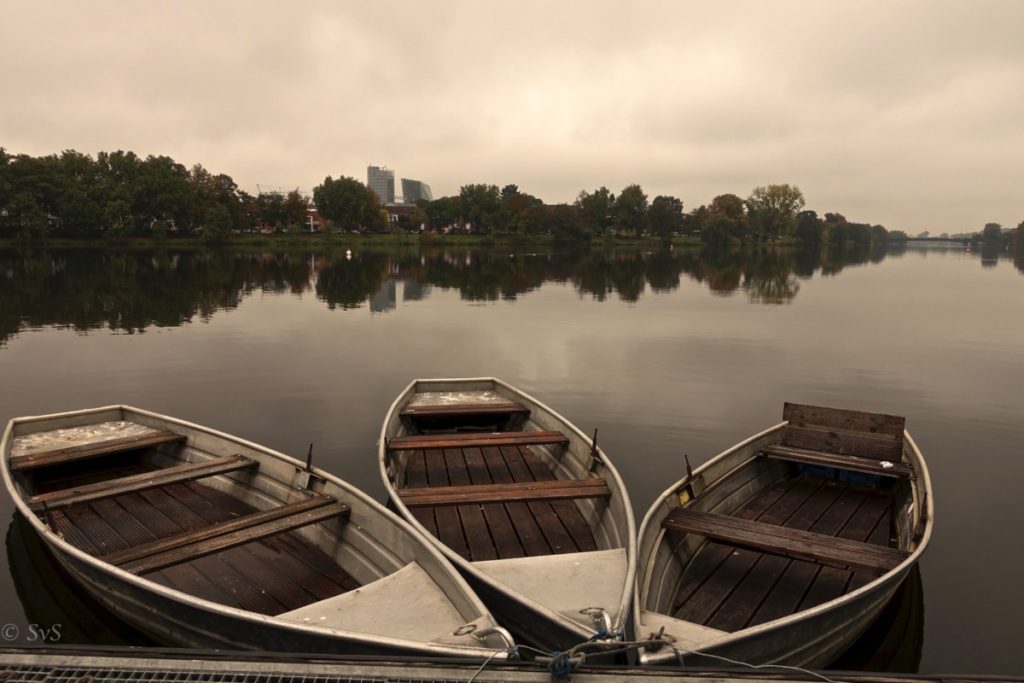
3 1 1022 233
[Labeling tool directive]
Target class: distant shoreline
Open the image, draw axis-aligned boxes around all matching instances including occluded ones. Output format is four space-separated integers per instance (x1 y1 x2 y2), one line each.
0 233 707 250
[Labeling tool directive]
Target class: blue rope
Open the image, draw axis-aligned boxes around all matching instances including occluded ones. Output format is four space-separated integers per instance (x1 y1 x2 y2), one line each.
548 651 574 678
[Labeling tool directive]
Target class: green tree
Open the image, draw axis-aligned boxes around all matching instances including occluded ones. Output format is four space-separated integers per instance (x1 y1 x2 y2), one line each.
7 192 50 240
313 176 372 232
795 210 822 245
746 184 805 241
283 190 309 228
547 203 585 242
982 222 1002 242
421 196 463 230
648 195 683 244
202 203 233 243
614 183 648 236
459 184 501 233
576 187 614 238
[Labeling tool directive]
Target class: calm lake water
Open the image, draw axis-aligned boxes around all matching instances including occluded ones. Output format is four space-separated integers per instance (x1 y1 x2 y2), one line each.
1 242 1022 673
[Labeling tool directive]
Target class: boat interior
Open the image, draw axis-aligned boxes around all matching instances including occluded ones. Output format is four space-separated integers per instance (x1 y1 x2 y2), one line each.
8 420 360 617
386 390 610 562
650 403 916 633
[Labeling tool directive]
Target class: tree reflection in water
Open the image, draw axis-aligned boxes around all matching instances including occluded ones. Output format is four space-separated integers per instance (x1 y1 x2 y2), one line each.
3 242 1017 344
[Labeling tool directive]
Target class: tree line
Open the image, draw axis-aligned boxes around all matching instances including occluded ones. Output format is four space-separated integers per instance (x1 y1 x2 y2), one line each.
3 147 1022 248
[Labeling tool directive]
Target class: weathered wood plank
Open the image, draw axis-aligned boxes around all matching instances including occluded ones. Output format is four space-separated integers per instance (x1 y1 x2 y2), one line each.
501 446 577 555
481 446 550 556
169 482 360 596
663 508 908 574
122 501 351 575
762 444 913 478
400 402 529 418
27 455 257 511
10 430 185 471
99 495 339 566
747 485 875 626
783 402 905 438
518 446 599 553
779 426 904 461
403 449 438 536
389 430 569 451
673 477 825 624
444 448 498 561
399 477 611 507
672 477 808 617
464 446 524 559
422 448 470 559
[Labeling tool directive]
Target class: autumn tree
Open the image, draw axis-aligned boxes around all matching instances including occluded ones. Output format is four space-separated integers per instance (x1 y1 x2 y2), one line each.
746 184 805 241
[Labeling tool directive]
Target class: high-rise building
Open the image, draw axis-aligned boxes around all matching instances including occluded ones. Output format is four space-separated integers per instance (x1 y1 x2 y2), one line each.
401 178 433 204
367 166 395 204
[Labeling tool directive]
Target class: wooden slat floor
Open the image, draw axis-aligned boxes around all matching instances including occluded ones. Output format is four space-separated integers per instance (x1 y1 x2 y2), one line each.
671 473 895 632
43 474 360 616
404 444 598 561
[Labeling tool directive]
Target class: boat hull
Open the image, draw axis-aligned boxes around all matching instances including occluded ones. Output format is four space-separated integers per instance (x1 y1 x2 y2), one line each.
636 419 933 668
3 405 512 659
379 378 637 651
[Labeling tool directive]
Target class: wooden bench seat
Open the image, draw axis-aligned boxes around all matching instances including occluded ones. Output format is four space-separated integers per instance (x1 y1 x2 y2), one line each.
400 401 530 419
399 477 610 507
761 444 913 479
10 430 185 472
662 507 909 573
388 430 569 451
757 402 913 479
27 454 256 511
110 498 351 575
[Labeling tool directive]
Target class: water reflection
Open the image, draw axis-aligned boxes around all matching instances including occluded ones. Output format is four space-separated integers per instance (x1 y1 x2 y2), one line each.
3 242 1020 344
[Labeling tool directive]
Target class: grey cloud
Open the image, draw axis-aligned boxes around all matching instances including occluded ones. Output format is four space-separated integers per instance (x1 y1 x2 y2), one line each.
2 0 1022 232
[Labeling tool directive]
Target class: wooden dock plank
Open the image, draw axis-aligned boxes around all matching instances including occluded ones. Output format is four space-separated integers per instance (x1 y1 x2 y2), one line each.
27 455 257 511
10 430 185 471
389 430 568 451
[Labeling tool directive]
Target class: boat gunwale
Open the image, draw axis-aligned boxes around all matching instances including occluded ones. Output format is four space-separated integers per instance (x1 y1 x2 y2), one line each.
1 404 508 658
634 418 934 661
378 377 638 639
